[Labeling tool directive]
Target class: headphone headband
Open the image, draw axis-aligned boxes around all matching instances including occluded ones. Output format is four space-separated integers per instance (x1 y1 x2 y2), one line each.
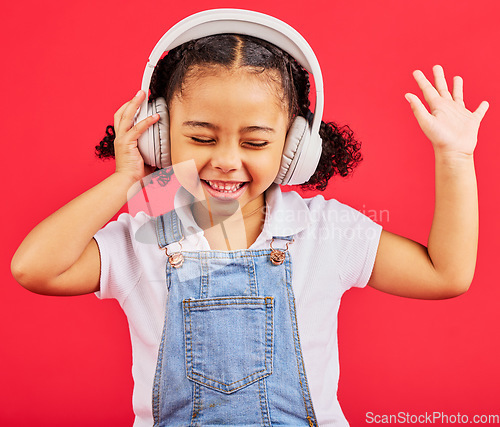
137 9 324 142
135 9 325 185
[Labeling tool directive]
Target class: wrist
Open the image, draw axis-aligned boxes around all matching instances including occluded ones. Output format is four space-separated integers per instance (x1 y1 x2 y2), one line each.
111 171 141 191
434 149 475 167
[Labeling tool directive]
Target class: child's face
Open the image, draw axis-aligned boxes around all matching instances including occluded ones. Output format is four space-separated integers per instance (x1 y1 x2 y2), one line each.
169 67 289 216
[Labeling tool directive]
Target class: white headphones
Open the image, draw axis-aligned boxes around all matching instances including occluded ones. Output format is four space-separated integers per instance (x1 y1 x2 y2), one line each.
135 9 324 185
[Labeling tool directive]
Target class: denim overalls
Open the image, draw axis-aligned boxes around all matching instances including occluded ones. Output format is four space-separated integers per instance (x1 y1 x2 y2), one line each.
153 209 318 426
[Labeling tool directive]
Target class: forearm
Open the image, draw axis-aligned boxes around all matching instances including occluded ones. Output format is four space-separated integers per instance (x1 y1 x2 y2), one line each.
12 172 136 286
368 66 486 299
427 152 478 290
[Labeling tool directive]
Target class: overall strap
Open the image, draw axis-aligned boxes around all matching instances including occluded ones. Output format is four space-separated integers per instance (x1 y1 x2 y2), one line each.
155 209 183 248
272 235 294 242
156 210 295 250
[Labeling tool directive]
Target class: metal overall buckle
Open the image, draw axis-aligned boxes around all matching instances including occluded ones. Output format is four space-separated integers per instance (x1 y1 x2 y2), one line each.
165 237 185 269
269 238 294 265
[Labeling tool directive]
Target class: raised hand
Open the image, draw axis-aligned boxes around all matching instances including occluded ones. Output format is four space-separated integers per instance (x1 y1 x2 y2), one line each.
113 90 160 181
405 65 489 157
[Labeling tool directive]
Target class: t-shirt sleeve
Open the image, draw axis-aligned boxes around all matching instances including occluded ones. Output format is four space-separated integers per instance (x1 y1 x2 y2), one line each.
330 200 383 290
93 213 146 304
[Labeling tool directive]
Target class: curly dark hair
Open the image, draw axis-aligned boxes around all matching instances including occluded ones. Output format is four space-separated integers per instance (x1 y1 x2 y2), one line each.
96 34 362 191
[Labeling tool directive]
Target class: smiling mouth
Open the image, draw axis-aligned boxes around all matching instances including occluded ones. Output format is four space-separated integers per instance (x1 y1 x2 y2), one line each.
202 180 246 193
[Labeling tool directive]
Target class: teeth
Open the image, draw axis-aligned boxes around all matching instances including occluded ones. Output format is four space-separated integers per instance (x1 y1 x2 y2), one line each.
206 181 244 193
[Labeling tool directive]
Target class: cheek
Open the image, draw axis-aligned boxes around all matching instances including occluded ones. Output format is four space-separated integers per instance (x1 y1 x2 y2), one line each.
271 140 286 169
252 145 284 184
169 134 184 165
170 137 202 170
170 142 206 200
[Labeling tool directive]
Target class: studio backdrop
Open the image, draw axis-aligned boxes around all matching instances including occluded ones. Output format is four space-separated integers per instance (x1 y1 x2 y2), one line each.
1 0 499 425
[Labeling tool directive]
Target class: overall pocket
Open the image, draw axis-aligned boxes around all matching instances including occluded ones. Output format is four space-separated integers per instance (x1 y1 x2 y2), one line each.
182 296 274 394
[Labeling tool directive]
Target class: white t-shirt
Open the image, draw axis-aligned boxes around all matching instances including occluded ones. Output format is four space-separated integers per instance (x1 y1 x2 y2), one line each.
94 183 382 426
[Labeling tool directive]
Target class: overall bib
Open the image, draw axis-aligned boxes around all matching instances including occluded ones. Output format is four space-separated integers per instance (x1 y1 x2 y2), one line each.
153 210 318 426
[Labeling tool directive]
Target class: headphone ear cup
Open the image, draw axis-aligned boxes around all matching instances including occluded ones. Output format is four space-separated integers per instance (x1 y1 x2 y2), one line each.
137 102 155 167
275 116 309 185
275 115 323 185
151 97 171 169
136 97 170 168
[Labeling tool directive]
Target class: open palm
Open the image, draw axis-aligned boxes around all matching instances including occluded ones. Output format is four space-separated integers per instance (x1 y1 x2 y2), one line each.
405 65 489 157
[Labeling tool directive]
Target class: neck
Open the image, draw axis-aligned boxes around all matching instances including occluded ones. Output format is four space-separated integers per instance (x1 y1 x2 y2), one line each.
191 195 267 250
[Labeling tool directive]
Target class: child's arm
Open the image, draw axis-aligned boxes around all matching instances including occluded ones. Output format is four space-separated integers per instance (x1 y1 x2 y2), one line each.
367 65 489 299
11 91 159 295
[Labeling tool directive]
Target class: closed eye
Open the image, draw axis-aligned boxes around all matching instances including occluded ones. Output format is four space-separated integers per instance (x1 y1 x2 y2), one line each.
245 141 268 148
191 137 214 143
191 137 268 148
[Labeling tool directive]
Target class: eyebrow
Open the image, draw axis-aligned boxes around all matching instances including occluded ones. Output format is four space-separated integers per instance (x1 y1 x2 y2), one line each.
182 121 275 134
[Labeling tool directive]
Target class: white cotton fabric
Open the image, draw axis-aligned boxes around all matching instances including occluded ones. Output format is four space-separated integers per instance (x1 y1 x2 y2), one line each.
94 183 382 426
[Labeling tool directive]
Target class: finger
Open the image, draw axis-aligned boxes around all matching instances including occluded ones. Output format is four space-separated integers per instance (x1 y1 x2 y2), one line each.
413 69 440 106
452 76 464 105
114 101 131 130
116 90 146 134
125 113 160 141
433 65 453 99
405 93 433 127
473 101 489 121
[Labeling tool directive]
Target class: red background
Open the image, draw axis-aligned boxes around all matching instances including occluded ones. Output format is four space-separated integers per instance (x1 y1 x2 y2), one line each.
2 0 499 425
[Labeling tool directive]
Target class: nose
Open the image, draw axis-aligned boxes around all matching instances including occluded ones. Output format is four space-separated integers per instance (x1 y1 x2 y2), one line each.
210 142 242 173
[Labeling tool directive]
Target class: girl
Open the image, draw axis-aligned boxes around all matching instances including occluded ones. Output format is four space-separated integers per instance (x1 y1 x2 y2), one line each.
11 9 488 427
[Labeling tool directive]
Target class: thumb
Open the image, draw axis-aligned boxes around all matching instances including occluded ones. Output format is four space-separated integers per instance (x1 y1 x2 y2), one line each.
473 100 489 121
405 93 432 128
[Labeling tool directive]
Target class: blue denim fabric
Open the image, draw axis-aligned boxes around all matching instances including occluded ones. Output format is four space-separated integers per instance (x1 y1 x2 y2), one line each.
153 210 317 426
